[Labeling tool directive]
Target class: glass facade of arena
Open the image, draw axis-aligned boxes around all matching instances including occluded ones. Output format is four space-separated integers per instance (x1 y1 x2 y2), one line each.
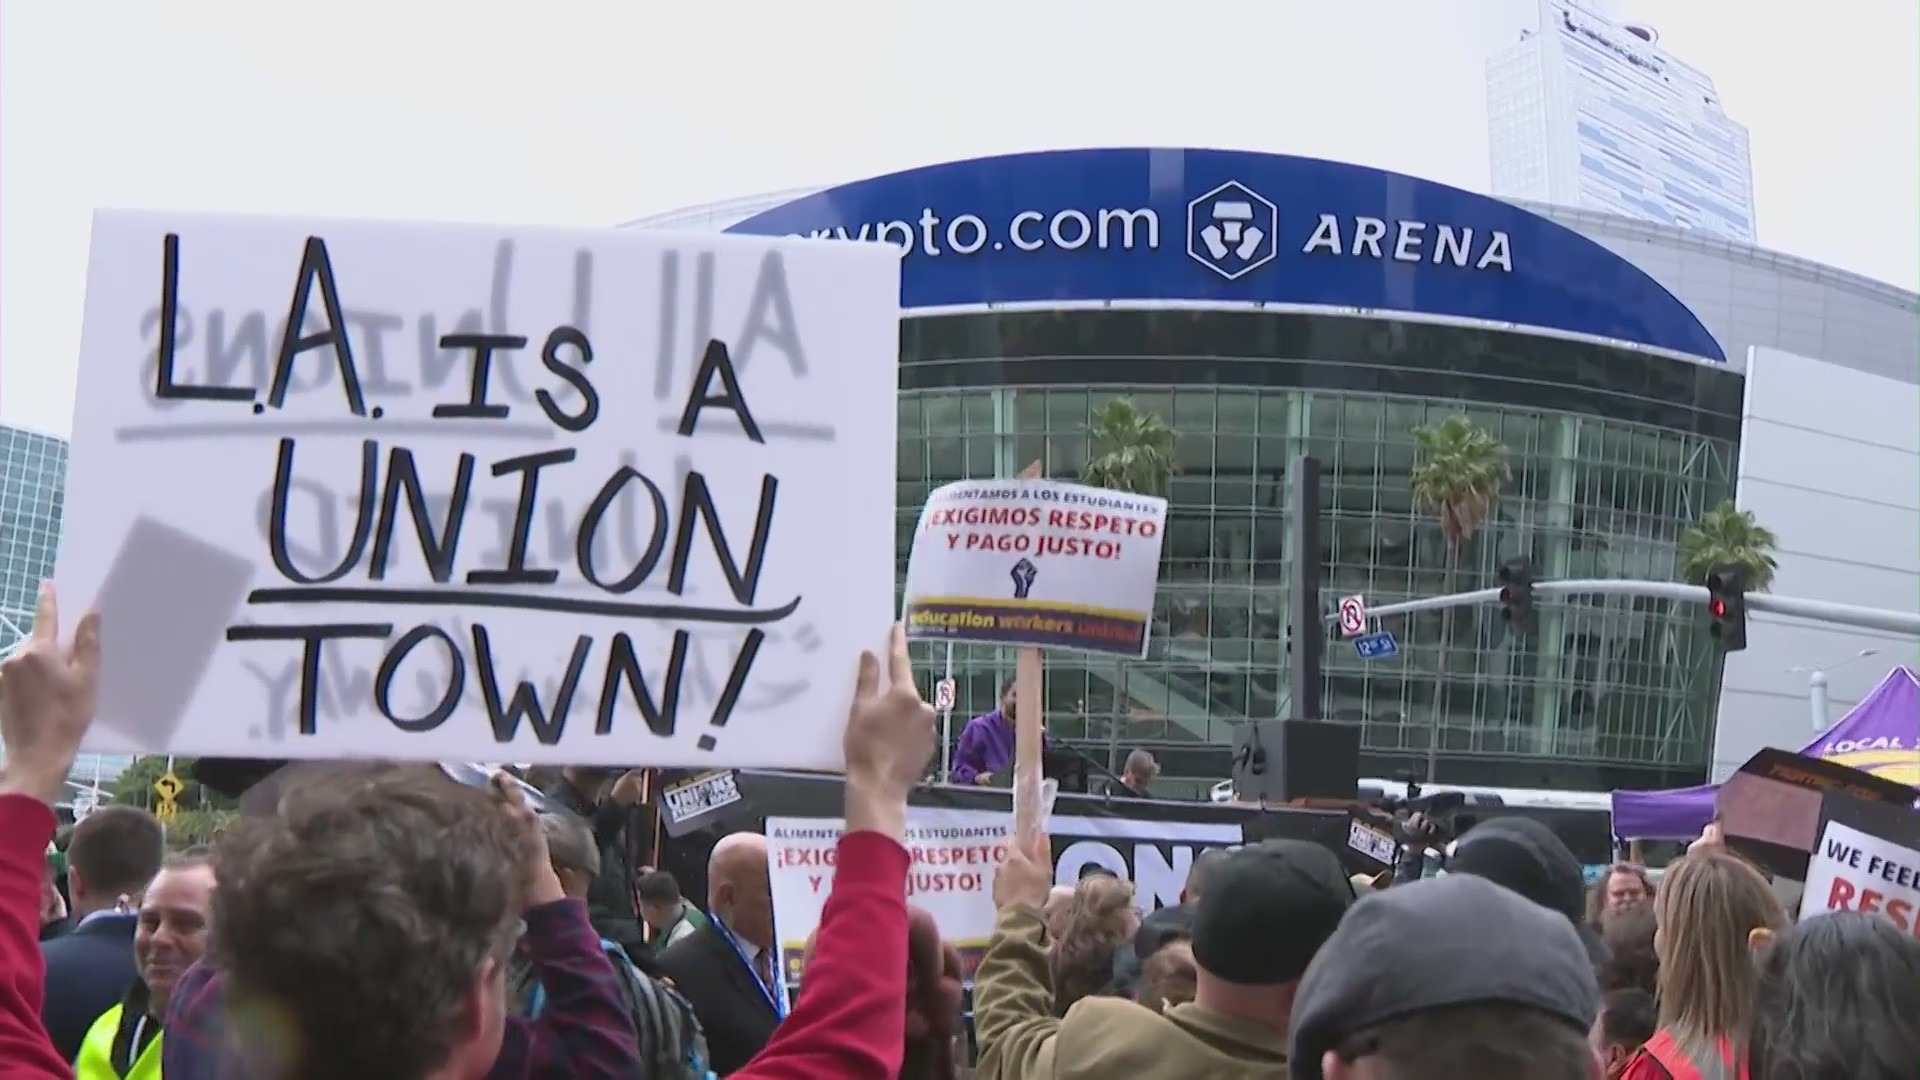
901 309 1744 794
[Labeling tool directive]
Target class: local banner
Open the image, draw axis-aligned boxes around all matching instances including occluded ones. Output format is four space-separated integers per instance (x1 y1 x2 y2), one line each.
768 806 1242 983
901 479 1168 658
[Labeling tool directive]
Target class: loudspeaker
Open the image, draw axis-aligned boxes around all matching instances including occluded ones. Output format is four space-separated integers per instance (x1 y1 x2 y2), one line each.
1230 720 1361 803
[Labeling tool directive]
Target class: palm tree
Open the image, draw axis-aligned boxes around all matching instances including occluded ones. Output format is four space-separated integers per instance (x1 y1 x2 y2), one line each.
1081 398 1177 772
1409 415 1511 782
1678 500 1779 592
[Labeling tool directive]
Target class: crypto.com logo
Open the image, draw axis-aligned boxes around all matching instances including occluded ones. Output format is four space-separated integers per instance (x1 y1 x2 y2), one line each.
1186 181 1278 281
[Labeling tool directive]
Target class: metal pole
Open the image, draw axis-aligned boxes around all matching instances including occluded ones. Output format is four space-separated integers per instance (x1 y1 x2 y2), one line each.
1327 580 1920 637
1289 456 1324 723
1808 669 1830 733
939 642 955 780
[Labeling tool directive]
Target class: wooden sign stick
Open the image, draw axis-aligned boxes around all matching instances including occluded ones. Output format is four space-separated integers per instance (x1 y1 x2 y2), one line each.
1013 460 1047 847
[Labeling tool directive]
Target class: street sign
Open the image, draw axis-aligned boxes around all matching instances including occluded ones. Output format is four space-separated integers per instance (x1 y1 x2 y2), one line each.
154 800 178 822
1354 631 1400 660
153 773 184 802
934 677 957 713
1337 594 1368 638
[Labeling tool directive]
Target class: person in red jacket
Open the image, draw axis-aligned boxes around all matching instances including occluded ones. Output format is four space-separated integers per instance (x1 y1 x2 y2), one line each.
0 583 104 1080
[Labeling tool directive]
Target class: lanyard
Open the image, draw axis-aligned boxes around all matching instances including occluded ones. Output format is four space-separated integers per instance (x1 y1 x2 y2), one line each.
711 916 788 1020
115 1012 152 1075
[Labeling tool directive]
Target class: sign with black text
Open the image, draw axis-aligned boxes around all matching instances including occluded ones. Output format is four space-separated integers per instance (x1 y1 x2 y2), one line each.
59 211 900 770
1800 794 1920 936
660 770 748 836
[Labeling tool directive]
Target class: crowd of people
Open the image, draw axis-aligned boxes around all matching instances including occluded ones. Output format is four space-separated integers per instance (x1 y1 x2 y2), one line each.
2 581 1919 1079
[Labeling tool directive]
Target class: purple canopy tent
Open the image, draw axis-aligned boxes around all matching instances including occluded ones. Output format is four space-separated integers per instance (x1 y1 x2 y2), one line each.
1611 666 1920 841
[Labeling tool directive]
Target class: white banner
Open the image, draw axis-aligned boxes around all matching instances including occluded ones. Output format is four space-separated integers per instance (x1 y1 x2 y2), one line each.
1801 818 1920 933
58 210 900 770
767 807 1241 983
901 479 1168 658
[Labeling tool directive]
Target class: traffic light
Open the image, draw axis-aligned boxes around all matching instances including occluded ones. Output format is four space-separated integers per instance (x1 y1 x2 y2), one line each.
1498 558 1536 632
1705 565 1749 651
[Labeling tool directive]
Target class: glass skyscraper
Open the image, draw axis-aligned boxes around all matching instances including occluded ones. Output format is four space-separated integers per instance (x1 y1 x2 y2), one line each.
0 424 67 650
0 424 130 796
1487 0 1757 243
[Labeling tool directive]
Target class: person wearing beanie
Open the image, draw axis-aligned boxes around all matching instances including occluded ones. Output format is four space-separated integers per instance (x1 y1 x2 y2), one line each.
1289 874 1602 1080
1447 816 1612 965
973 834 1352 1079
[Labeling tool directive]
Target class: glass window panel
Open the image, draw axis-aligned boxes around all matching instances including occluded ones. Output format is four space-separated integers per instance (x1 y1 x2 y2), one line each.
897 438 926 482
966 435 998 475
1177 435 1215 475
898 396 925 438
1046 389 1089 432
1257 391 1291 438
928 432 965 482
1173 390 1216 430
965 393 999 435
926 396 964 436
1218 392 1257 435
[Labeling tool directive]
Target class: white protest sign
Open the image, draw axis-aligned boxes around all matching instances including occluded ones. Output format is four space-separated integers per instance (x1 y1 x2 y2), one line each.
901 479 1168 659
768 806 1242 985
57 210 900 769
769 809 1008 984
1801 818 1920 935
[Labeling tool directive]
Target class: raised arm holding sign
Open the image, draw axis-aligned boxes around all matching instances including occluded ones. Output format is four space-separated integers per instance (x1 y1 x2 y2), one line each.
901 462 1169 845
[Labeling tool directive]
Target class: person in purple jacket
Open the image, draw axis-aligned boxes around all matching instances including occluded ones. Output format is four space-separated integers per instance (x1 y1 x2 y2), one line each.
950 678 1048 786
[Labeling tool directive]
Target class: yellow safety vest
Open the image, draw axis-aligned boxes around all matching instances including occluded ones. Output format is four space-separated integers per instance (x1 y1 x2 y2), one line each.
75 1003 163 1080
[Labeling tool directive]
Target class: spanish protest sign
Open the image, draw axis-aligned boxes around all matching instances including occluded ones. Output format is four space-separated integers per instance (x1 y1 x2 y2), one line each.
768 807 1240 983
900 478 1168 658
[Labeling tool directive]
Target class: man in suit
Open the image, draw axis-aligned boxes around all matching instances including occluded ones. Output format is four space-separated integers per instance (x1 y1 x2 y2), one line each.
41 805 165 1062
657 831 779 1076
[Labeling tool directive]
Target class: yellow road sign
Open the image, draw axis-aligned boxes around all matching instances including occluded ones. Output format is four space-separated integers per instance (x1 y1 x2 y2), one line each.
154 799 178 822
153 773 183 801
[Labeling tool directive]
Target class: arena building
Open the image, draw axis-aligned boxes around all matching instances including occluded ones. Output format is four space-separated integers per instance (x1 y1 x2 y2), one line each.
629 148 1918 796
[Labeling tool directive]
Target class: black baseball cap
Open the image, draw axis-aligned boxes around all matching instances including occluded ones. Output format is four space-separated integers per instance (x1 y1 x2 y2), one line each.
1190 840 1353 986
1289 874 1600 1080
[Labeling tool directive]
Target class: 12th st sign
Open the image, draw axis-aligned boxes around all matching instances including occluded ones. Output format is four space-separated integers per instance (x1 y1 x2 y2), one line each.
1354 631 1399 661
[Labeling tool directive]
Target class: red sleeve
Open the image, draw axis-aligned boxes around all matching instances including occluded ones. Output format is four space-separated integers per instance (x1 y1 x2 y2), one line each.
0 794 68 1079
733 830 908 1080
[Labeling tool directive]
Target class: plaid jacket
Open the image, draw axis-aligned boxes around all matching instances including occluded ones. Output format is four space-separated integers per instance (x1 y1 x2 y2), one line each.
160 897 641 1079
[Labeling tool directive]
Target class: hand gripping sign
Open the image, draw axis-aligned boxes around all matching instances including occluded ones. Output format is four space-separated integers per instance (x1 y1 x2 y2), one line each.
902 469 1170 844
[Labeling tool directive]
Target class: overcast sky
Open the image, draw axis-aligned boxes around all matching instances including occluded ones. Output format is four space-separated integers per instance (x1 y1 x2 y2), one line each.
4 0 1914 438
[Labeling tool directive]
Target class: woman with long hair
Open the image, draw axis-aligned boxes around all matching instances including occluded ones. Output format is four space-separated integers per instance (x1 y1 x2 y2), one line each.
1747 912 1920 1080
802 907 964 1080
1048 874 1138 1015
1620 849 1786 1080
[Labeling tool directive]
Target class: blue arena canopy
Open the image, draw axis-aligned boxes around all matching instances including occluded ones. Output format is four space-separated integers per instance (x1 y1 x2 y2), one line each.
726 148 1726 364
